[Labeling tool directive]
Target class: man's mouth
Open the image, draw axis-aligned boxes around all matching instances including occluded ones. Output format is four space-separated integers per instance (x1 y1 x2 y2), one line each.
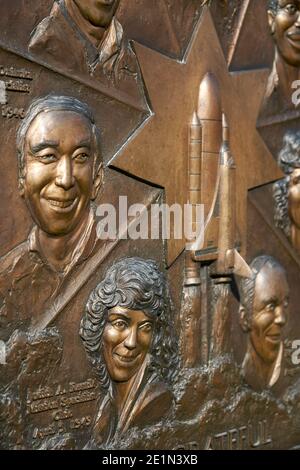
265 333 281 344
97 0 116 7
44 197 78 213
287 32 300 50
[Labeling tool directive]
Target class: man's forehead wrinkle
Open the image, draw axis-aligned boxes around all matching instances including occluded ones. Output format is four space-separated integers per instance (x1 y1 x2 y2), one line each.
254 293 279 306
253 272 289 307
26 115 93 144
29 109 93 132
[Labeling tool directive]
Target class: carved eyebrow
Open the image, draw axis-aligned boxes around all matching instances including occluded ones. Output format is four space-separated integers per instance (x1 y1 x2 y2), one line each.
30 141 59 153
108 312 130 320
138 319 153 326
261 297 278 306
74 140 91 149
30 140 92 155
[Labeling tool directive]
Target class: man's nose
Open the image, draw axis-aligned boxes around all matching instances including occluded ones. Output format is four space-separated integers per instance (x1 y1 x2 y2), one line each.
124 327 138 350
274 306 287 327
295 12 300 27
55 156 75 190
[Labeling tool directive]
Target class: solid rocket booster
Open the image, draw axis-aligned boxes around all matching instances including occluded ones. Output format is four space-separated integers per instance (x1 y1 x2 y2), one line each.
185 111 202 286
216 113 237 274
187 112 202 242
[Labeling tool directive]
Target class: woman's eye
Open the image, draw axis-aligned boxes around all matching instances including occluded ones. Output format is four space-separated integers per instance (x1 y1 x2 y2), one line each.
74 153 89 163
140 322 153 333
112 320 127 331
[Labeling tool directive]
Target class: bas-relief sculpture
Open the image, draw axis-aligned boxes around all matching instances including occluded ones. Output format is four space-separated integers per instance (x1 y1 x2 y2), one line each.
0 95 103 335
274 131 300 251
239 256 289 391
28 0 144 107
80 258 176 447
261 0 300 117
1 1 300 451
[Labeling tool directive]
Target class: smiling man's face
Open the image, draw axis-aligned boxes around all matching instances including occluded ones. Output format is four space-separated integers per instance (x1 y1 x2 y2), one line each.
250 264 289 364
23 110 99 236
269 0 300 66
73 0 120 28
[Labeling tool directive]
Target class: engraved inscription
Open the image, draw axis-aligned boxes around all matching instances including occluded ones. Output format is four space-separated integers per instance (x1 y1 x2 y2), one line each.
0 65 33 95
27 378 96 414
205 421 272 450
4 79 31 93
0 80 6 104
1 105 25 119
0 65 33 80
0 65 33 119
27 379 96 441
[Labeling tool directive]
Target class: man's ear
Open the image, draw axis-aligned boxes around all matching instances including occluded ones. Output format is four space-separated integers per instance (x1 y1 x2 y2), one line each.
91 163 104 201
239 306 251 333
268 10 276 35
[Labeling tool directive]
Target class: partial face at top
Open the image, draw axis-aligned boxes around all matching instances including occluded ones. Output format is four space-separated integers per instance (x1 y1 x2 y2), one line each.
288 168 300 227
268 0 300 66
103 307 154 383
23 110 102 236
250 264 289 364
74 0 120 28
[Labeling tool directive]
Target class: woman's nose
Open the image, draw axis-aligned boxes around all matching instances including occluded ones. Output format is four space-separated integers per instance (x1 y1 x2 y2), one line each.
124 327 138 350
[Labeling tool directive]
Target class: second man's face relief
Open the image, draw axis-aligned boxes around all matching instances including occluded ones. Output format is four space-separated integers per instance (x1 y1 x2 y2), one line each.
269 0 300 66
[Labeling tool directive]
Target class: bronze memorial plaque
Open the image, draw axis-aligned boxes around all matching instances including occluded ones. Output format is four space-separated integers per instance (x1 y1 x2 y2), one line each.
1 0 300 451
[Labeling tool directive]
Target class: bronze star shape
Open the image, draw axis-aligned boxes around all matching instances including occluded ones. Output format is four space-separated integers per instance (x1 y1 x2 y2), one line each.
111 7 282 265
118 0 202 59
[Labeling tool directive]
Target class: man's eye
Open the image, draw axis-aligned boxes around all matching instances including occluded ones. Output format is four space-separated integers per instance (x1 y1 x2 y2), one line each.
265 303 276 312
38 154 57 163
285 4 297 14
292 176 300 185
74 153 89 163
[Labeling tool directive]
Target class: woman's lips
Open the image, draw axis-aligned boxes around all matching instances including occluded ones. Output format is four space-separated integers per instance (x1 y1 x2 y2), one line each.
113 352 140 366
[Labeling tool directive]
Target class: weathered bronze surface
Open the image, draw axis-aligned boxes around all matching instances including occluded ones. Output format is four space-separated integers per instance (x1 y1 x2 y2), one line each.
1 0 300 450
